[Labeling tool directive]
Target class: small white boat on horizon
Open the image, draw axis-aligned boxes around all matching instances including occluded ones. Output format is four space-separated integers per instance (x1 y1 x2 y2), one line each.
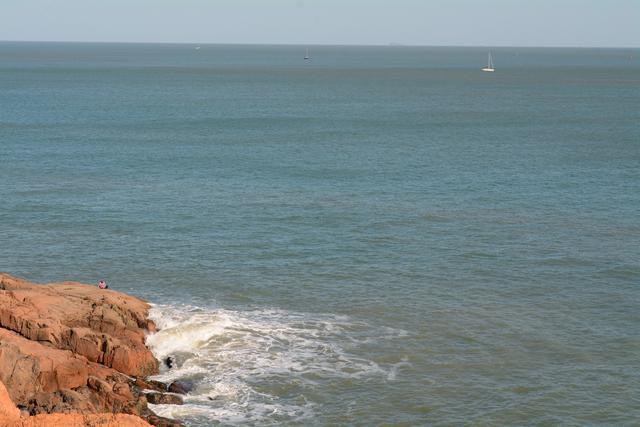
482 52 495 72
304 48 310 60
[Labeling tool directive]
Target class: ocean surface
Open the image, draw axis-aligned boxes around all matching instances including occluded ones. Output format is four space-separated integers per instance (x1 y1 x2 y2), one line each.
1 42 639 425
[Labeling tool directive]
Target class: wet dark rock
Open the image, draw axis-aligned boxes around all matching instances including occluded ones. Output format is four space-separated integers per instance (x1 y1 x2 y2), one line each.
168 380 194 395
146 392 184 405
133 378 168 393
146 413 186 427
164 356 175 369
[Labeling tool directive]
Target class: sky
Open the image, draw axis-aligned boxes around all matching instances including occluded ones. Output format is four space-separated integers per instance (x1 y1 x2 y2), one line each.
1 0 639 47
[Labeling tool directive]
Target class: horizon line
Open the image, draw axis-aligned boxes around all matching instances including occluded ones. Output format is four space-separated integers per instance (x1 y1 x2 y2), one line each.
1 39 639 50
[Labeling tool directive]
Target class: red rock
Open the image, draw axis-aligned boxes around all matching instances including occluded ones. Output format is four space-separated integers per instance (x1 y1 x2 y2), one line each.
0 328 89 400
0 381 152 426
0 381 21 423
0 273 183 426
0 273 159 377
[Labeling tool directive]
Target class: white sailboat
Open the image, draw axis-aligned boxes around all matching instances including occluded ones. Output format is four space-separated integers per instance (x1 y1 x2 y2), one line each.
304 48 310 60
482 52 495 72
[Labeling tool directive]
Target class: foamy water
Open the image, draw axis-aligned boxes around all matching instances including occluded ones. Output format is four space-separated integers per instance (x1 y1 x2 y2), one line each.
146 304 408 425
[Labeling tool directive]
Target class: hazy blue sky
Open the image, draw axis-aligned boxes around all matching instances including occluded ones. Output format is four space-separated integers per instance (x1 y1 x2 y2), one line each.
1 0 638 47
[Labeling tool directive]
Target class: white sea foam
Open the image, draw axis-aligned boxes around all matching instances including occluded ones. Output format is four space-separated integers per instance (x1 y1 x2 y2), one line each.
146 304 409 425
148 401 315 425
387 356 412 381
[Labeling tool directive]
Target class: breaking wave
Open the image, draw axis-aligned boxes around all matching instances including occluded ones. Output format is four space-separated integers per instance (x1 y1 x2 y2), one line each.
146 304 408 425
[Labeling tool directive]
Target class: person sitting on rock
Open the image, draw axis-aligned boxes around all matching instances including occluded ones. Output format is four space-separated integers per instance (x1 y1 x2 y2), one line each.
98 280 108 289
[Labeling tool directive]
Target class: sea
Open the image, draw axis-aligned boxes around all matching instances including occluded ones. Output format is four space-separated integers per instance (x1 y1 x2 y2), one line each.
1 42 639 426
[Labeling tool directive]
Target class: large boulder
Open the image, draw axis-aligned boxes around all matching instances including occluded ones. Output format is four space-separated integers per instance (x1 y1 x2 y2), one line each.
0 273 158 377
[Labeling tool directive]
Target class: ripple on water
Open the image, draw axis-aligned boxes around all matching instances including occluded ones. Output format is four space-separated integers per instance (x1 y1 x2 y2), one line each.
595 264 640 280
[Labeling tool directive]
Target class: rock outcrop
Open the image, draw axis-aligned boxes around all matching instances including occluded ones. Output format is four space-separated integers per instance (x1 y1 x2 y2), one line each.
0 273 183 427
1 381 151 426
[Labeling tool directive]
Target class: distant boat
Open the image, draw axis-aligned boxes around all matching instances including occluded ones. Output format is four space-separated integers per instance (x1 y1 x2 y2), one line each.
304 48 310 60
194 46 201 51
482 52 495 72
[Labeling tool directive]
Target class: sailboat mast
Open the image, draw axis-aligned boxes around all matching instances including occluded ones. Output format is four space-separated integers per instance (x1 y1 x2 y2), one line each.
482 51 495 72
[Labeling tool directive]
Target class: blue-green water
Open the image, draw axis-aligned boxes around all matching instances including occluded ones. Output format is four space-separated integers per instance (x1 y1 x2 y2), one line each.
1 42 639 425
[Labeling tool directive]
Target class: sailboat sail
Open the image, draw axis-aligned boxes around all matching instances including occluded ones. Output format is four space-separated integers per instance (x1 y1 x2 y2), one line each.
482 52 495 72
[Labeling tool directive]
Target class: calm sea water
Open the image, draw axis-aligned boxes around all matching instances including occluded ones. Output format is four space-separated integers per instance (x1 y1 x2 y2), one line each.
1 42 639 425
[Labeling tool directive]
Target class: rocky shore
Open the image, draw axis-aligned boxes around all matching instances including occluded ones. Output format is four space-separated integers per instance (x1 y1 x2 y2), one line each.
0 273 186 427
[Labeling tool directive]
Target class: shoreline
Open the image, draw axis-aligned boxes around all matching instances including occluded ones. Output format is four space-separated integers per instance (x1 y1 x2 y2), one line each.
0 273 185 427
